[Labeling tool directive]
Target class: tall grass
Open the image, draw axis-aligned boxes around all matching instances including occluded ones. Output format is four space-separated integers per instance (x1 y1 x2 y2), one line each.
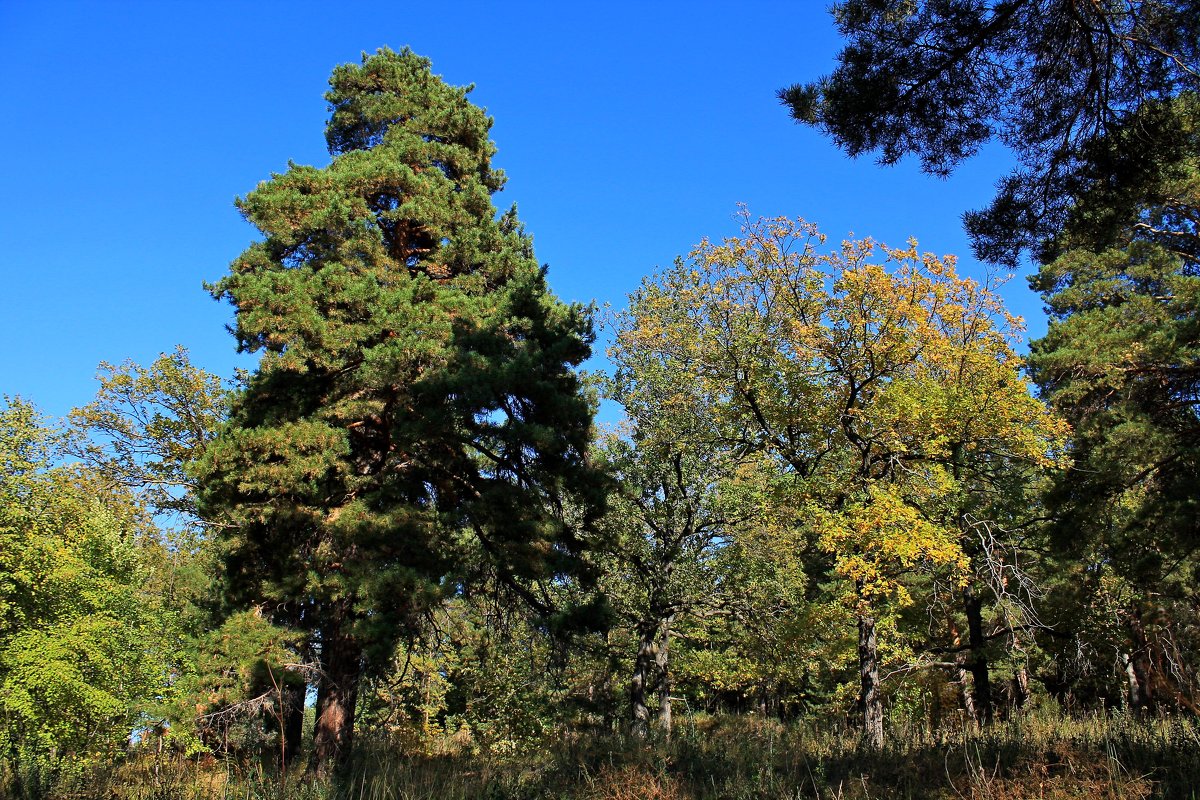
23 711 1200 800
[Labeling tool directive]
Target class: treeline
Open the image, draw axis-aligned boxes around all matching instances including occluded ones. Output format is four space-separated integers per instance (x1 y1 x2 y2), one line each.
2 4 1199 796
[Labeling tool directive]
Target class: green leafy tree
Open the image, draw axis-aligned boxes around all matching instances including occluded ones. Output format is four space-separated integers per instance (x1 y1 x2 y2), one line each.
68 346 230 527
593 433 742 737
360 586 582 756
196 48 604 775
65 350 300 763
599 317 759 737
658 491 843 722
0 399 161 794
782 1 1200 265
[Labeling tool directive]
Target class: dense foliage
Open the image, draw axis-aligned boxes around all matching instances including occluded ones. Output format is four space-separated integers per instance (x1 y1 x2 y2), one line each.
612 212 1068 745
1027 144 1200 715
5 29 1200 799
0 401 163 796
782 0 1200 265
195 47 606 774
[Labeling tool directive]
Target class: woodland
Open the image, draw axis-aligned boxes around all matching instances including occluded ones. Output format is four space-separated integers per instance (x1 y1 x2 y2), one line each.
3 2 1200 798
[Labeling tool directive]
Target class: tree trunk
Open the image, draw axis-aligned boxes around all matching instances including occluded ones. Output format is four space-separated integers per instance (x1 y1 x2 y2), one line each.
1124 652 1143 709
630 622 658 739
656 618 673 738
963 588 993 724
282 680 306 764
1008 632 1030 717
955 660 978 725
1012 665 1030 713
1128 610 1157 713
858 611 884 748
309 620 363 777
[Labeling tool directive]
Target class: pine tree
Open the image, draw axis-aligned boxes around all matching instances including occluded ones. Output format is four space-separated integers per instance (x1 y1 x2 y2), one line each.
197 48 604 774
781 1 1200 265
1028 140 1200 711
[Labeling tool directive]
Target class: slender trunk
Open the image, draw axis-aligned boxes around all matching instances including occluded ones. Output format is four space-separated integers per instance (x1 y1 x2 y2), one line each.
1128 610 1156 713
1009 633 1030 716
947 618 976 725
655 618 673 738
1125 653 1142 709
282 681 306 764
309 619 363 777
603 631 620 732
630 622 657 739
1012 665 1030 713
858 611 884 748
963 588 993 724
955 660 978 724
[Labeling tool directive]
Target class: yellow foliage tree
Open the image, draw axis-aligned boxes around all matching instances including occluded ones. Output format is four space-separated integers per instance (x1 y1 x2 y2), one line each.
617 209 1068 745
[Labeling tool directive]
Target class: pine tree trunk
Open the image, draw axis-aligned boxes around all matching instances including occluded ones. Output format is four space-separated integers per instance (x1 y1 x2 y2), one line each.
859 611 884 749
630 622 657 738
309 620 363 777
963 589 993 724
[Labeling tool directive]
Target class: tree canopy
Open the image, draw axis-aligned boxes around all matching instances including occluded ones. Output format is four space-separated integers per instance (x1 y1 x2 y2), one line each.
618 211 1067 744
11 27 1200 798
781 0 1200 265
1028 136 1200 708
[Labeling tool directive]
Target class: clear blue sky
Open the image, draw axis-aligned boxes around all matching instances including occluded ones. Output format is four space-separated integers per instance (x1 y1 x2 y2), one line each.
0 1 1036 421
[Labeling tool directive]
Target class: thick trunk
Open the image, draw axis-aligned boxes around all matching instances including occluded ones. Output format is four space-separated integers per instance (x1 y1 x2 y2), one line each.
963 589 993 724
309 622 363 777
858 612 884 749
656 619 673 738
630 623 658 739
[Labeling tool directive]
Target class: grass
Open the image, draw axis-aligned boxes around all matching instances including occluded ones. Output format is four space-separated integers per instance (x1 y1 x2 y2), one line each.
19 711 1200 800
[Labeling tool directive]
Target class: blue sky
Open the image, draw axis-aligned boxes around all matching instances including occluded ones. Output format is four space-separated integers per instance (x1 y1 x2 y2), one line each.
0 2 1035 421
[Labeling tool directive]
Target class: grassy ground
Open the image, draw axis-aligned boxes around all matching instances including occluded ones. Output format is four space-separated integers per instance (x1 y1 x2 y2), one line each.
22 712 1200 800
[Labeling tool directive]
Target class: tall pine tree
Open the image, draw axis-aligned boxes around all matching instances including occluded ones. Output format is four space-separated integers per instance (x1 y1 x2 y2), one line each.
197 48 604 774
1028 110 1200 709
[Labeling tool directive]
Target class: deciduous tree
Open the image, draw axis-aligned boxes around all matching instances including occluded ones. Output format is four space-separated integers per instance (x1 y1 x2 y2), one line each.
622 211 1066 745
0 400 161 792
68 346 229 527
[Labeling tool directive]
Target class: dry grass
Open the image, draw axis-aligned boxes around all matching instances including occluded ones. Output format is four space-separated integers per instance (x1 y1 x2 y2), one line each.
581 764 692 800
18 711 1200 800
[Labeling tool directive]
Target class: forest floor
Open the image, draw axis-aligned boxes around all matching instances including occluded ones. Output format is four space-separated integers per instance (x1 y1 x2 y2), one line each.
24 711 1200 800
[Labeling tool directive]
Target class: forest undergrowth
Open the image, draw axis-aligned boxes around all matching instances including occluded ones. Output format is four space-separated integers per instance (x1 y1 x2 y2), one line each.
26 711 1200 800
